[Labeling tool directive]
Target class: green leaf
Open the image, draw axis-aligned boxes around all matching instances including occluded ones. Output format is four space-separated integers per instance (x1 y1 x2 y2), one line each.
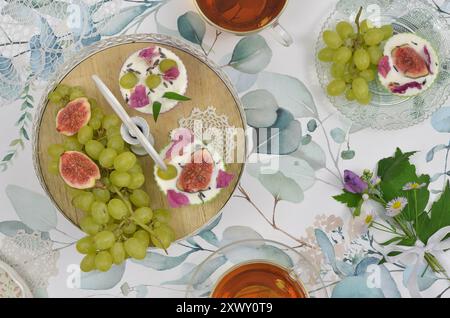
419 182 450 243
377 148 418 201
9 139 21 147
20 127 29 140
177 11 206 45
379 236 404 246
152 101 162 122
400 174 430 222
162 92 191 101
2 152 14 162
333 190 362 208
229 35 272 74
258 171 304 203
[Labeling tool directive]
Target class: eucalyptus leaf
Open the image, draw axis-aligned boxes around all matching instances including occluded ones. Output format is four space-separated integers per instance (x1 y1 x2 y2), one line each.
292 141 326 170
6 185 57 232
301 135 312 146
221 54 258 93
259 172 304 202
242 89 278 128
229 35 272 74
256 119 302 155
330 128 346 144
426 144 448 162
314 229 338 274
341 150 355 160
177 11 206 45
80 263 126 290
307 119 317 132
0 220 49 240
133 250 195 270
220 226 263 247
431 107 450 133
257 72 317 118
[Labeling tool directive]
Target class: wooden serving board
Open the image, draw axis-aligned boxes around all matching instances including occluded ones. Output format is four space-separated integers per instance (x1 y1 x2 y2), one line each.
35 40 246 240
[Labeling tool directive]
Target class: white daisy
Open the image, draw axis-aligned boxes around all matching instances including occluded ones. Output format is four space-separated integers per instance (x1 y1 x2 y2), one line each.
402 182 426 191
386 197 408 217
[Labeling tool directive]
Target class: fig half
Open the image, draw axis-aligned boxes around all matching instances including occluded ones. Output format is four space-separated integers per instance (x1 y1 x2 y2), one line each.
56 97 91 136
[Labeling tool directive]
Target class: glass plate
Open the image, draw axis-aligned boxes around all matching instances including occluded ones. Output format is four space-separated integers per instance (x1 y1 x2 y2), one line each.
315 0 450 130
185 239 328 298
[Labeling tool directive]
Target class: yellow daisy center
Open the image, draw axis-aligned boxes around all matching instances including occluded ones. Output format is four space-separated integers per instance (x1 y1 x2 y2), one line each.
392 201 402 209
365 215 373 224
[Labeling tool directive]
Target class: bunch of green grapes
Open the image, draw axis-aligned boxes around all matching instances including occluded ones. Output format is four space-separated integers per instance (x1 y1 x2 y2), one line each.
47 85 175 272
318 15 393 105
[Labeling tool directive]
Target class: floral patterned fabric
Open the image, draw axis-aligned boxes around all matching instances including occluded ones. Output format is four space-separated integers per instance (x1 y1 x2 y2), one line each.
0 0 450 298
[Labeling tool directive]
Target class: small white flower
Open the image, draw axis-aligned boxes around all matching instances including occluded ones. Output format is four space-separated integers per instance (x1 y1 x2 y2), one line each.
386 197 408 217
403 182 426 191
362 194 370 201
370 176 381 186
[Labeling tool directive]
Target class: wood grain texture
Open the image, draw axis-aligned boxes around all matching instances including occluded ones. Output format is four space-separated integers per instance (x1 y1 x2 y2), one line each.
36 42 245 240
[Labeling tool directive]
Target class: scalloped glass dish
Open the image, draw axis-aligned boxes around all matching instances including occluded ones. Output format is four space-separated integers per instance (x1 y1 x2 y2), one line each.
185 239 328 298
316 0 450 130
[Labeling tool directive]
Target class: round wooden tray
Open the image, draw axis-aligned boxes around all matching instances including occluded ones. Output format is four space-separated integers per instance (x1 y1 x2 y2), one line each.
33 34 246 241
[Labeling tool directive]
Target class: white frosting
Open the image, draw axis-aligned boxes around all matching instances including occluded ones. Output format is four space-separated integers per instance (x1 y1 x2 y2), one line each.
119 46 188 114
378 33 439 97
154 138 226 206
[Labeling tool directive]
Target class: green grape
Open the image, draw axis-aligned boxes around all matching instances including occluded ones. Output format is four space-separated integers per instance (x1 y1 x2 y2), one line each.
128 163 143 174
99 148 118 168
110 171 131 188
333 46 352 65
343 72 353 84
91 201 110 225
95 251 113 272
323 30 343 49
159 59 178 73
88 117 102 130
359 69 375 82
107 198 128 220
134 230 150 247
331 63 346 79
94 231 115 250
69 86 86 100
106 125 121 138
113 152 137 172
80 216 101 235
380 24 393 40
124 238 147 260
47 144 65 159
336 21 354 39
360 19 373 33
110 242 126 265
107 135 125 152
63 136 83 151
318 48 335 62
92 188 110 203
367 46 382 65
49 91 62 104
80 253 96 272
151 224 175 249
76 236 96 254
101 177 112 188
77 125 94 145
156 164 178 180
326 79 346 96
123 222 137 235
102 114 121 130
130 189 150 208
134 207 153 224
55 84 71 98
120 72 138 89
353 48 370 71
352 77 370 100
345 89 356 101
357 91 372 105
153 209 171 223
129 172 145 190
85 140 104 160
48 160 59 175
73 192 95 212
364 28 384 46
145 74 162 89
88 98 99 109
91 107 104 120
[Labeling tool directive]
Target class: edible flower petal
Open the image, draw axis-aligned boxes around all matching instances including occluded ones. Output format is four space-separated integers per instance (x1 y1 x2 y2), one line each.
344 170 368 194
129 85 150 108
216 170 234 188
378 55 391 78
167 190 190 208
163 67 180 81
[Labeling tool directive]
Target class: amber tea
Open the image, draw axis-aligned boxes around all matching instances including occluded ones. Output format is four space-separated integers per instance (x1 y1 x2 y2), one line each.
211 261 308 298
195 0 288 33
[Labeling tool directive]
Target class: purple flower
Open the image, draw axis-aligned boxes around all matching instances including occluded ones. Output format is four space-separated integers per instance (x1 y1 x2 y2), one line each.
378 55 391 78
344 170 368 194
129 85 150 108
163 67 180 81
167 190 190 208
138 46 158 63
216 170 234 189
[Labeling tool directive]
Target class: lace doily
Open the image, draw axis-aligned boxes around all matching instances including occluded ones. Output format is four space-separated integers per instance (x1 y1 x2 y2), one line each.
178 107 236 161
0 231 59 294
